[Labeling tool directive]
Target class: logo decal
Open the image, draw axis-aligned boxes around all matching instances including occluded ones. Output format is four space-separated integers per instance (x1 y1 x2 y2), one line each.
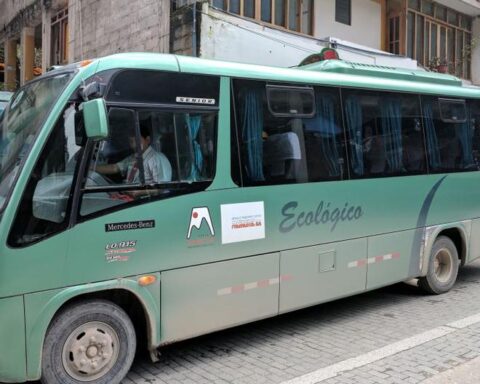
187 207 215 238
105 240 137 263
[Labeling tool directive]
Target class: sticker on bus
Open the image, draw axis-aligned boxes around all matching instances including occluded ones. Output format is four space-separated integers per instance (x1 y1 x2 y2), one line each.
176 96 216 105
221 201 265 244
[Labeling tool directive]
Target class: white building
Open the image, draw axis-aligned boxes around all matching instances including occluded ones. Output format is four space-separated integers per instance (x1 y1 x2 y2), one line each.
172 0 480 85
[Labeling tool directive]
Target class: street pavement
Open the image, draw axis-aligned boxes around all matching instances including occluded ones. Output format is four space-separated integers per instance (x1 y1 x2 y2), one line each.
25 259 480 384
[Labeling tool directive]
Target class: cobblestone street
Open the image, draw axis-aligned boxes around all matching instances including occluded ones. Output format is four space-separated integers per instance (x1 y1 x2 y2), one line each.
21 260 480 384
119 259 480 384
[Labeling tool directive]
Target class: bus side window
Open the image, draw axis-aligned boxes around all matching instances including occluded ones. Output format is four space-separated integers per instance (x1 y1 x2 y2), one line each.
233 79 346 186
80 109 217 218
422 96 474 172
344 90 426 178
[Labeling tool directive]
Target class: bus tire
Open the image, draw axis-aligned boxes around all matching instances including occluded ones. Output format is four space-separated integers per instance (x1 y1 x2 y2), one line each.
41 299 136 384
419 236 459 295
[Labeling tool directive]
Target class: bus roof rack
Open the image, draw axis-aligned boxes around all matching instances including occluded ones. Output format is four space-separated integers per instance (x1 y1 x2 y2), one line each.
298 60 463 87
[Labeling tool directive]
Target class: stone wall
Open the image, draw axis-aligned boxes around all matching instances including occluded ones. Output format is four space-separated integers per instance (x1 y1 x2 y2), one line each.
68 0 170 62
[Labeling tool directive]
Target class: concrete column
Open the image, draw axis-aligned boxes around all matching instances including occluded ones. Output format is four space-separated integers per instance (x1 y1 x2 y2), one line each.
42 6 52 72
20 27 35 85
472 17 480 86
4 39 18 91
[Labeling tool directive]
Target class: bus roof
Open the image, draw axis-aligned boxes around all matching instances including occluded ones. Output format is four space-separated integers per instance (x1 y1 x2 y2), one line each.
90 53 480 99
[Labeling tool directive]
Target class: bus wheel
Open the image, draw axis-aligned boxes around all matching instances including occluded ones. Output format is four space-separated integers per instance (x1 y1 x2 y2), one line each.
41 299 136 384
419 236 459 295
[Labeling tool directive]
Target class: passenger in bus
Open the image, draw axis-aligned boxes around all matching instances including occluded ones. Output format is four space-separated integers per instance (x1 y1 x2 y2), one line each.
363 125 386 174
95 124 172 185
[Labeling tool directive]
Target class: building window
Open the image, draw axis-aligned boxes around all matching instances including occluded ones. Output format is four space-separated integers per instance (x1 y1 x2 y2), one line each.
388 0 473 79
335 0 351 26
210 0 313 35
51 8 69 65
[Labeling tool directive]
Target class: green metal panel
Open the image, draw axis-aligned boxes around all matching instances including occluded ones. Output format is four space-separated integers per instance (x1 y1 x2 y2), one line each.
23 275 160 380
279 239 367 313
366 230 418 290
88 53 480 99
160 253 279 343
0 296 26 383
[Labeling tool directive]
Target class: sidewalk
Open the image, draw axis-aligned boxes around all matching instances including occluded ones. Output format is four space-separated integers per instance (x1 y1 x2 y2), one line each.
421 356 480 384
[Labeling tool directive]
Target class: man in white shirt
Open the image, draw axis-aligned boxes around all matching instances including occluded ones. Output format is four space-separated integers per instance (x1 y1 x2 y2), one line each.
96 124 172 185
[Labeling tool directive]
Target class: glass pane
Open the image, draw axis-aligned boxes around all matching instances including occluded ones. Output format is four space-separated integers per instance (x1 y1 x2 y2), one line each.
343 90 426 178
408 0 420 11
422 0 433 16
456 30 464 77
447 28 454 72
81 110 217 217
212 0 226 9
261 0 272 22
422 96 473 172
407 12 415 59
431 24 437 58
301 0 312 34
235 80 346 186
229 0 240 14
107 71 220 106
425 22 430 62
461 15 472 30
416 15 424 65
335 0 351 25
8 103 82 246
288 0 298 31
440 27 446 61
436 5 447 22
447 9 458 26
244 0 255 17
275 0 286 26
267 86 315 117
88 109 141 187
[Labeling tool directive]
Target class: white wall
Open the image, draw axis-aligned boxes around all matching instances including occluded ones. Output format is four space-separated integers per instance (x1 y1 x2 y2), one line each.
314 0 382 50
199 5 417 69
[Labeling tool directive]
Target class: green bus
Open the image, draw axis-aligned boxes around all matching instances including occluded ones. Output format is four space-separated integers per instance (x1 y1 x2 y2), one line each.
1 53 480 384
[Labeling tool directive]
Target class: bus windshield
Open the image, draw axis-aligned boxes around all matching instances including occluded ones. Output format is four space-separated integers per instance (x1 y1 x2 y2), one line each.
0 72 74 213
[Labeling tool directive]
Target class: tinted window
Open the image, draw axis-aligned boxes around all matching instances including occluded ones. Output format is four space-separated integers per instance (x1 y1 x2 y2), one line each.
107 71 220 107
335 0 351 25
422 96 475 172
234 80 346 186
439 99 467 123
344 90 426 178
266 85 315 117
470 99 480 170
81 108 217 217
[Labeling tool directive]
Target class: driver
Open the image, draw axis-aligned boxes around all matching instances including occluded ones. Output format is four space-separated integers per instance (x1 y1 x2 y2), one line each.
95 124 172 185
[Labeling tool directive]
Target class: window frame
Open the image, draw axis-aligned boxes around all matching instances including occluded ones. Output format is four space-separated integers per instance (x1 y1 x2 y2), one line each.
77 104 219 222
266 84 316 118
335 0 351 26
210 0 314 36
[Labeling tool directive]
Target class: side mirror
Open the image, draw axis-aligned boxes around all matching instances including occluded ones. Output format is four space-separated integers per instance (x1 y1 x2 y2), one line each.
82 99 109 141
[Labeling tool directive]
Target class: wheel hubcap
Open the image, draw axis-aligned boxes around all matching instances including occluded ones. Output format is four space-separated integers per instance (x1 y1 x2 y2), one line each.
433 248 453 284
62 321 120 381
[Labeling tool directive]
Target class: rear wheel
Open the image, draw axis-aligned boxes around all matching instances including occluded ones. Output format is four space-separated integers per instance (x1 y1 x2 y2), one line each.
419 236 459 294
41 299 136 384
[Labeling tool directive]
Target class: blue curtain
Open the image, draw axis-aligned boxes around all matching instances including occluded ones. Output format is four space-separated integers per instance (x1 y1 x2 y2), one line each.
345 96 364 176
381 98 403 172
457 107 474 169
316 94 340 176
241 89 265 181
187 115 202 181
423 100 441 170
